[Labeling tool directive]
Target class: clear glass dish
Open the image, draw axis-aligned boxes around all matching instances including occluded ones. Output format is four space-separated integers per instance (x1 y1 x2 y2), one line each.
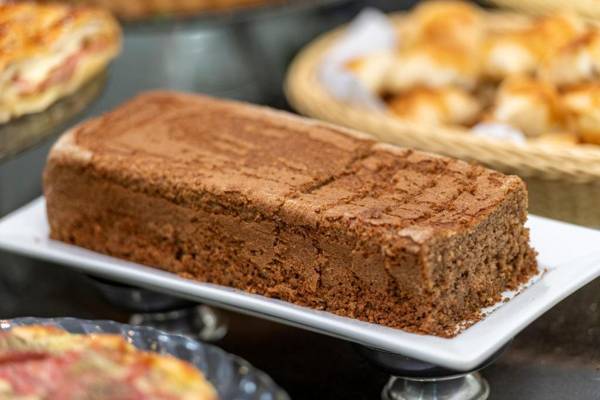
0 317 289 400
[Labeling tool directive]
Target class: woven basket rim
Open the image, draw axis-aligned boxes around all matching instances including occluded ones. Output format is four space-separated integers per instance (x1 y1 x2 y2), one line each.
489 0 600 19
284 10 600 183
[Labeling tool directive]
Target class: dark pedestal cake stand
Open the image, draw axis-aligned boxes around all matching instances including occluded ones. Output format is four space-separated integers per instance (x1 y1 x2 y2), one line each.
355 343 511 400
90 276 228 341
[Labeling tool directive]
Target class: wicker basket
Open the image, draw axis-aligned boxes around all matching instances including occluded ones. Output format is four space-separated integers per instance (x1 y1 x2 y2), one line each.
490 0 600 20
284 12 600 228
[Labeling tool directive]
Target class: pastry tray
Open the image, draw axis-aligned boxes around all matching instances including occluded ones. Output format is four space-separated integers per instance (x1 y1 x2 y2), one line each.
1 317 289 400
1 197 600 371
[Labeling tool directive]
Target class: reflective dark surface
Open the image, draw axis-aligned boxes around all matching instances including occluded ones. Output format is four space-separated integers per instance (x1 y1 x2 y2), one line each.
0 2 599 399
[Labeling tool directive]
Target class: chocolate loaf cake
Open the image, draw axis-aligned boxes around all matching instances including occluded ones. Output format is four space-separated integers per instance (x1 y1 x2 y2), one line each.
44 91 537 337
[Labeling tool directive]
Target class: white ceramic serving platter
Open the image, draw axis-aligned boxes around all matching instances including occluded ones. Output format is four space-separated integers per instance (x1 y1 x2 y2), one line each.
1 197 600 371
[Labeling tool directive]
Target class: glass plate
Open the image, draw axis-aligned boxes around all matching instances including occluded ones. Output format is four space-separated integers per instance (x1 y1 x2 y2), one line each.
0 317 289 400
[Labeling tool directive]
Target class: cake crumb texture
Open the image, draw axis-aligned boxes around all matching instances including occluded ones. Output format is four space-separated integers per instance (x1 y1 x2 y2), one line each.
44 91 538 337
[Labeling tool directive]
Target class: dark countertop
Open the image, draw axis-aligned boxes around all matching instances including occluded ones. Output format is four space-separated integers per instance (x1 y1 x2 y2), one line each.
1 2 599 398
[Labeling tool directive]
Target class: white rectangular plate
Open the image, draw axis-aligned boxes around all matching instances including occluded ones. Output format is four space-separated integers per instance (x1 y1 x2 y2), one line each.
1 197 600 370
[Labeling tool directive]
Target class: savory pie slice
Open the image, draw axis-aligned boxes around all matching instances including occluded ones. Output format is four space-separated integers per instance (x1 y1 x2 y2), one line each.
0 72 105 159
40 0 279 20
0 2 121 123
0 325 218 399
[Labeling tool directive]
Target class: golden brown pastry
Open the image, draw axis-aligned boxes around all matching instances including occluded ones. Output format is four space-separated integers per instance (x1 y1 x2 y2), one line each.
40 0 277 20
385 43 479 92
482 13 584 80
405 0 484 51
482 31 537 79
345 52 395 93
0 2 121 122
488 76 564 137
387 86 480 126
531 12 585 50
385 1 482 92
562 84 600 145
539 30 600 86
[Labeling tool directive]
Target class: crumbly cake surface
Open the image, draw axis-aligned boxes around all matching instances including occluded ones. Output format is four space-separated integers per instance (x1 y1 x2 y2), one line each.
44 91 538 337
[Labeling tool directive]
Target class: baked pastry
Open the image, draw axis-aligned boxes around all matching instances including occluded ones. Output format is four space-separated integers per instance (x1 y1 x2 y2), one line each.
345 52 395 93
339 2 600 145
562 84 600 145
482 30 538 79
347 1 483 93
387 86 480 126
0 325 218 399
405 0 484 51
488 76 564 137
0 2 121 123
385 43 479 92
482 13 584 80
41 0 278 20
44 91 538 337
0 71 105 159
539 30 600 86
345 43 479 94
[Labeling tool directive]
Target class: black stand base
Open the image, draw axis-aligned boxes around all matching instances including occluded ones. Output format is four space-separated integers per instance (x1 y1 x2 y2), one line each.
355 342 511 400
129 304 227 341
90 276 228 341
